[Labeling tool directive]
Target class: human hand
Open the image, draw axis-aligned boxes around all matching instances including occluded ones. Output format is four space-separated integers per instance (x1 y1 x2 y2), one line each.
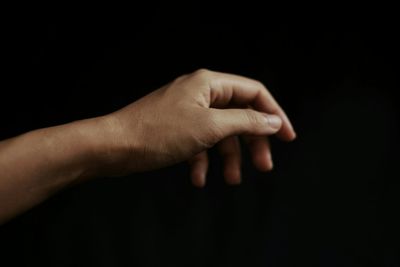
96 69 296 187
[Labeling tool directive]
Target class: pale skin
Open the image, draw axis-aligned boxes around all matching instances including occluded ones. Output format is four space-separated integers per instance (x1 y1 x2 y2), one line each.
0 69 296 225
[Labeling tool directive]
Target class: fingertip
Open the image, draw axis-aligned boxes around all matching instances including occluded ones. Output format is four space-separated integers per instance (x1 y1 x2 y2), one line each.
268 160 274 171
279 113 296 140
288 129 297 141
291 131 297 140
192 180 205 188
286 130 297 141
277 128 297 142
228 179 241 185
260 153 273 172
191 172 206 188
267 152 274 171
225 169 241 185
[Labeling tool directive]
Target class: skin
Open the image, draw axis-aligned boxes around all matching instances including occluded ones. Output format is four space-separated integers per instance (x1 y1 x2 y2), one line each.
0 69 296 225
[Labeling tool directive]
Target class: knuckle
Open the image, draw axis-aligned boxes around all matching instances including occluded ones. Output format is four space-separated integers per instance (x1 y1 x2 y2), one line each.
244 109 260 125
202 111 224 146
254 80 269 94
248 77 265 89
255 80 265 89
175 74 188 81
194 68 210 75
192 68 212 81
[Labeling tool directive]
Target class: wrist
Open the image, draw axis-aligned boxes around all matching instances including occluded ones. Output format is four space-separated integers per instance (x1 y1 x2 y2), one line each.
68 115 134 180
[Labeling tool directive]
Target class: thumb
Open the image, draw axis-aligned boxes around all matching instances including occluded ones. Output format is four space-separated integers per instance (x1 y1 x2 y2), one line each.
211 108 283 138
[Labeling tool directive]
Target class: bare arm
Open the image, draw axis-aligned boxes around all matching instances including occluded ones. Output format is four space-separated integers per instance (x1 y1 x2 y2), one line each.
0 69 296 225
0 117 112 223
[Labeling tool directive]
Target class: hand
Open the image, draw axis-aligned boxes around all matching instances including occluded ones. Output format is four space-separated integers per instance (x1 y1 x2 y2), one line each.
98 69 296 187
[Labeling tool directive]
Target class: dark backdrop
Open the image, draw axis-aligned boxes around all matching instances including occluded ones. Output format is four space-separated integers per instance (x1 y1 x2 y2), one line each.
1 11 399 267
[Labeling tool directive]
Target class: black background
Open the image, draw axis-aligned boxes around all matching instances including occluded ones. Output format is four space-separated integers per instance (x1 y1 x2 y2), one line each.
0 10 399 267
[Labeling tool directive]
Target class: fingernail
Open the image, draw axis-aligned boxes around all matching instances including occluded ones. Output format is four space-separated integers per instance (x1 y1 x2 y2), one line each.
264 114 282 129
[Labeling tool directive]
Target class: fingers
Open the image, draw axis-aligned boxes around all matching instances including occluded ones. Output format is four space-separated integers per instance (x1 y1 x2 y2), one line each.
190 69 296 141
217 136 242 185
257 90 296 142
183 69 296 188
188 151 209 188
210 108 282 139
242 135 273 172
187 136 242 188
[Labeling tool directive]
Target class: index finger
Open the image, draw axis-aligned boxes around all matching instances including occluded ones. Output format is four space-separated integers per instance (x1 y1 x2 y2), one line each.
203 70 296 141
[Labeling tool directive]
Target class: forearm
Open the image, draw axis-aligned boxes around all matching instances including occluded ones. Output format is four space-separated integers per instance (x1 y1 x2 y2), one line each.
0 117 111 224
